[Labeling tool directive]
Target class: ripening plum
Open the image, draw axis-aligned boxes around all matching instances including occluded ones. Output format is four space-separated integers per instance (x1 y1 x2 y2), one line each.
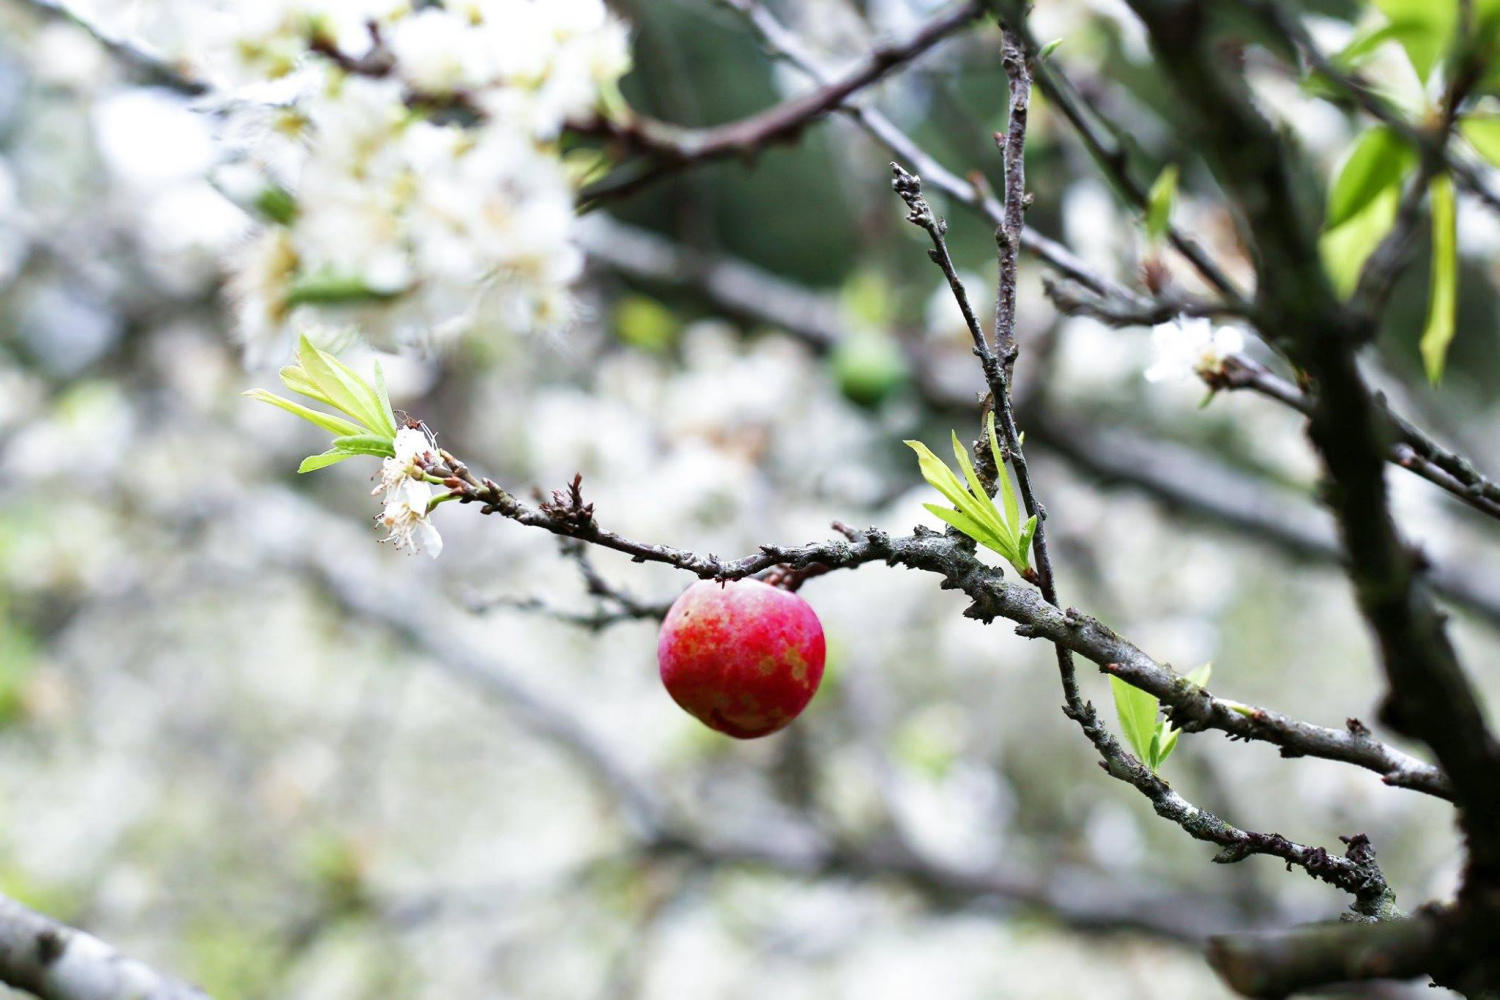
656 578 826 738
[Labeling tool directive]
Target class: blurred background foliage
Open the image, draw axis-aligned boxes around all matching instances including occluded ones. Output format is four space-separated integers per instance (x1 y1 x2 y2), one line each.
1 0 1499 998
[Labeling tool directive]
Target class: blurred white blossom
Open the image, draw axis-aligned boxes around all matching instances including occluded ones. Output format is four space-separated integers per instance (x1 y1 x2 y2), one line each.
1144 317 1244 383
145 0 632 362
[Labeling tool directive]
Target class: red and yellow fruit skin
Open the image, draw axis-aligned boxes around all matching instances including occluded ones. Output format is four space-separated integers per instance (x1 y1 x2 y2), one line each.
657 579 826 739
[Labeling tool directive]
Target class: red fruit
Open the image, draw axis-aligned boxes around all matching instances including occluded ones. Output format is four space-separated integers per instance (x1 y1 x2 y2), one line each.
657 579 826 739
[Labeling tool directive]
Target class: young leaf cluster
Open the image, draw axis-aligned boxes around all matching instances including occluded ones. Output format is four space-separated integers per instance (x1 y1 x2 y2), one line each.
1313 0 1500 381
244 336 399 473
1110 663 1212 772
906 413 1037 578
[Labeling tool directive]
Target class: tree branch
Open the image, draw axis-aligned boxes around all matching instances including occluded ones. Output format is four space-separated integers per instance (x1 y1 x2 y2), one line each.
575 1 986 203
1008 16 1249 304
254 490 1289 945
887 12 1397 918
1207 909 1448 998
0 894 208 1000
715 0 1158 303
1244 0 1500 219
1126 0 1500 908
583 214 1500 626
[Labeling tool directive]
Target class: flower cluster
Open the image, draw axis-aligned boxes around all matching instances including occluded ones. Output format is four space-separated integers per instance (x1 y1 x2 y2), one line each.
248 335 445 556
373 426 443 557
186 0 630 363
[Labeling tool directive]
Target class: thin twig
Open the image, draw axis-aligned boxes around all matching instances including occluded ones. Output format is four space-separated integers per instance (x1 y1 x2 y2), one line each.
888 23 1396 911
715 0 1160 304
1009 16 1248 305
575 1 986 204
1126 0 1500 952
584 215 1500 624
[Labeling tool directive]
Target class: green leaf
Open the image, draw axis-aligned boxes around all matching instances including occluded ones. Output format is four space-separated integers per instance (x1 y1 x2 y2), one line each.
1461 114 1500 168
1145 164 1179 241
253 185 298 225
1421 173 1459 383
297 450 362 473
1186 662 1213 688
1110 675 1160 764
910 428 1039 576
1155 724 1181 767
907 440 978 513
1331 22 1413 69
987 413 1021 536
372 361 396 434
1038 38 1063 61
1326 127 1414 232
285 272 404 309
1373 0 1458 80
243 389 363 437
295 336 394 437
1320 184 1401 299
330 434 397 458
278 365 336 407
1017 514 1038 562
922 503 1004 553
952 431 1010 541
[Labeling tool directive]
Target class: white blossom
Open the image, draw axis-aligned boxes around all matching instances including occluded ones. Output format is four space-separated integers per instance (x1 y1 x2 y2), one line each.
1144 317 1245 383
372 427 441 556
376 476 443 557
386 9 492 95
135 0 632 361
228 229 300 366
373 426 435 497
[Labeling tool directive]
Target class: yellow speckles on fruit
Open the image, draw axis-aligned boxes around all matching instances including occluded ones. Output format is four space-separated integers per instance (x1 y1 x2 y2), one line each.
756 655 776 676
785 647 808 684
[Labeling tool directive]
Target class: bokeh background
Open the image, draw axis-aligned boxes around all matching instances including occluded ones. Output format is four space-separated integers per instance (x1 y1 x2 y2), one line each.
1 0 1498 997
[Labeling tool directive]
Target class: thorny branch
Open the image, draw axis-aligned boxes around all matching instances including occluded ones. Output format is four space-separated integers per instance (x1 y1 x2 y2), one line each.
898 21 1394 920
583 214 1500 626
422 441 1450 801
1118 0 1500 991
429 456 1402 908
424 93 1419 910
259 490 1294 946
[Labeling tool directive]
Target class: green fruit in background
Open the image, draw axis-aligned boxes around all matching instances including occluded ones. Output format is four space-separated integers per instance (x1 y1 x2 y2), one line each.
830 329 908 406
614 294 679 353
